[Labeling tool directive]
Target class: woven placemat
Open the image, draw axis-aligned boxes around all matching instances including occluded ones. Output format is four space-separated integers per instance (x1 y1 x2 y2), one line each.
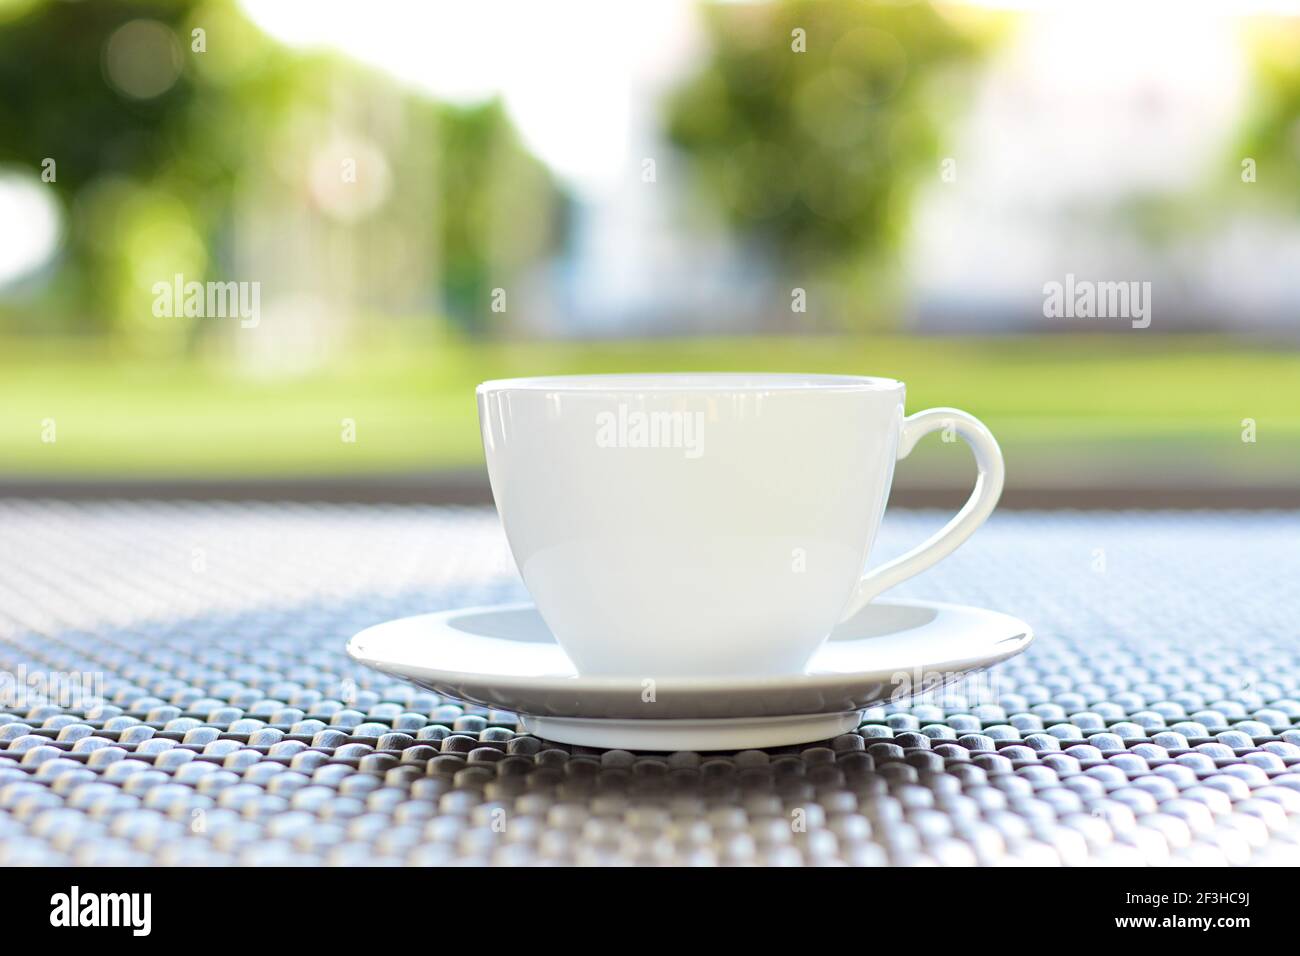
1 501 1297 865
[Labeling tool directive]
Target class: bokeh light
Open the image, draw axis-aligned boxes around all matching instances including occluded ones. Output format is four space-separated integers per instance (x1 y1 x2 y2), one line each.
308 136 392 223
0 169 61 287
102 19 183 100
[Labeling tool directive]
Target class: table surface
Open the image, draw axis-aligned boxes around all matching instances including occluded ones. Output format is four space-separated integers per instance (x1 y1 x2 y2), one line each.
0 501 1297 866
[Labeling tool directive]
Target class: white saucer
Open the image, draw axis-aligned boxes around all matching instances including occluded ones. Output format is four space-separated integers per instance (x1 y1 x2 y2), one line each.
347 600 1032 750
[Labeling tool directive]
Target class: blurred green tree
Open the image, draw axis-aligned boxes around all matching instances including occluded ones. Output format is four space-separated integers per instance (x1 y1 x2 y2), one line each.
437 99 564 335
0 0 204 336
665 0 986 328
1235 20 1300 210
0 0 560 346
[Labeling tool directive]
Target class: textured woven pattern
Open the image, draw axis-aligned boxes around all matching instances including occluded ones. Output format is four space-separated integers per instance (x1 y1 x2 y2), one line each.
1 501 1297 866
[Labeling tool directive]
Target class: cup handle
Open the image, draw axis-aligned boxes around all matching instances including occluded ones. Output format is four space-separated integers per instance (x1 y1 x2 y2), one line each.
838 407 1004 622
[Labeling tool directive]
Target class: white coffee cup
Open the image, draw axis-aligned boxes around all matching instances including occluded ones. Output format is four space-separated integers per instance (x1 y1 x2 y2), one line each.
478 373 1003 677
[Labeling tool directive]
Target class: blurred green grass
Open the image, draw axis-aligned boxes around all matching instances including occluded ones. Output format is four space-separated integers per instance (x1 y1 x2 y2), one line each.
2 334 1297 488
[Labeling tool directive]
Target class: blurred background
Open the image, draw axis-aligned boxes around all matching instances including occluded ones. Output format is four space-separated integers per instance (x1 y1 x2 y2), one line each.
0 0 1297 506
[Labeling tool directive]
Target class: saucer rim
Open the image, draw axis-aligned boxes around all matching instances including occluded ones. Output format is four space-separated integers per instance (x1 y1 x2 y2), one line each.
347 598 1034 694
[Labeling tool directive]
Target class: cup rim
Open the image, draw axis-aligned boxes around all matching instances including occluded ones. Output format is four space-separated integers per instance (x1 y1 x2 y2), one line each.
477 372 903 393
